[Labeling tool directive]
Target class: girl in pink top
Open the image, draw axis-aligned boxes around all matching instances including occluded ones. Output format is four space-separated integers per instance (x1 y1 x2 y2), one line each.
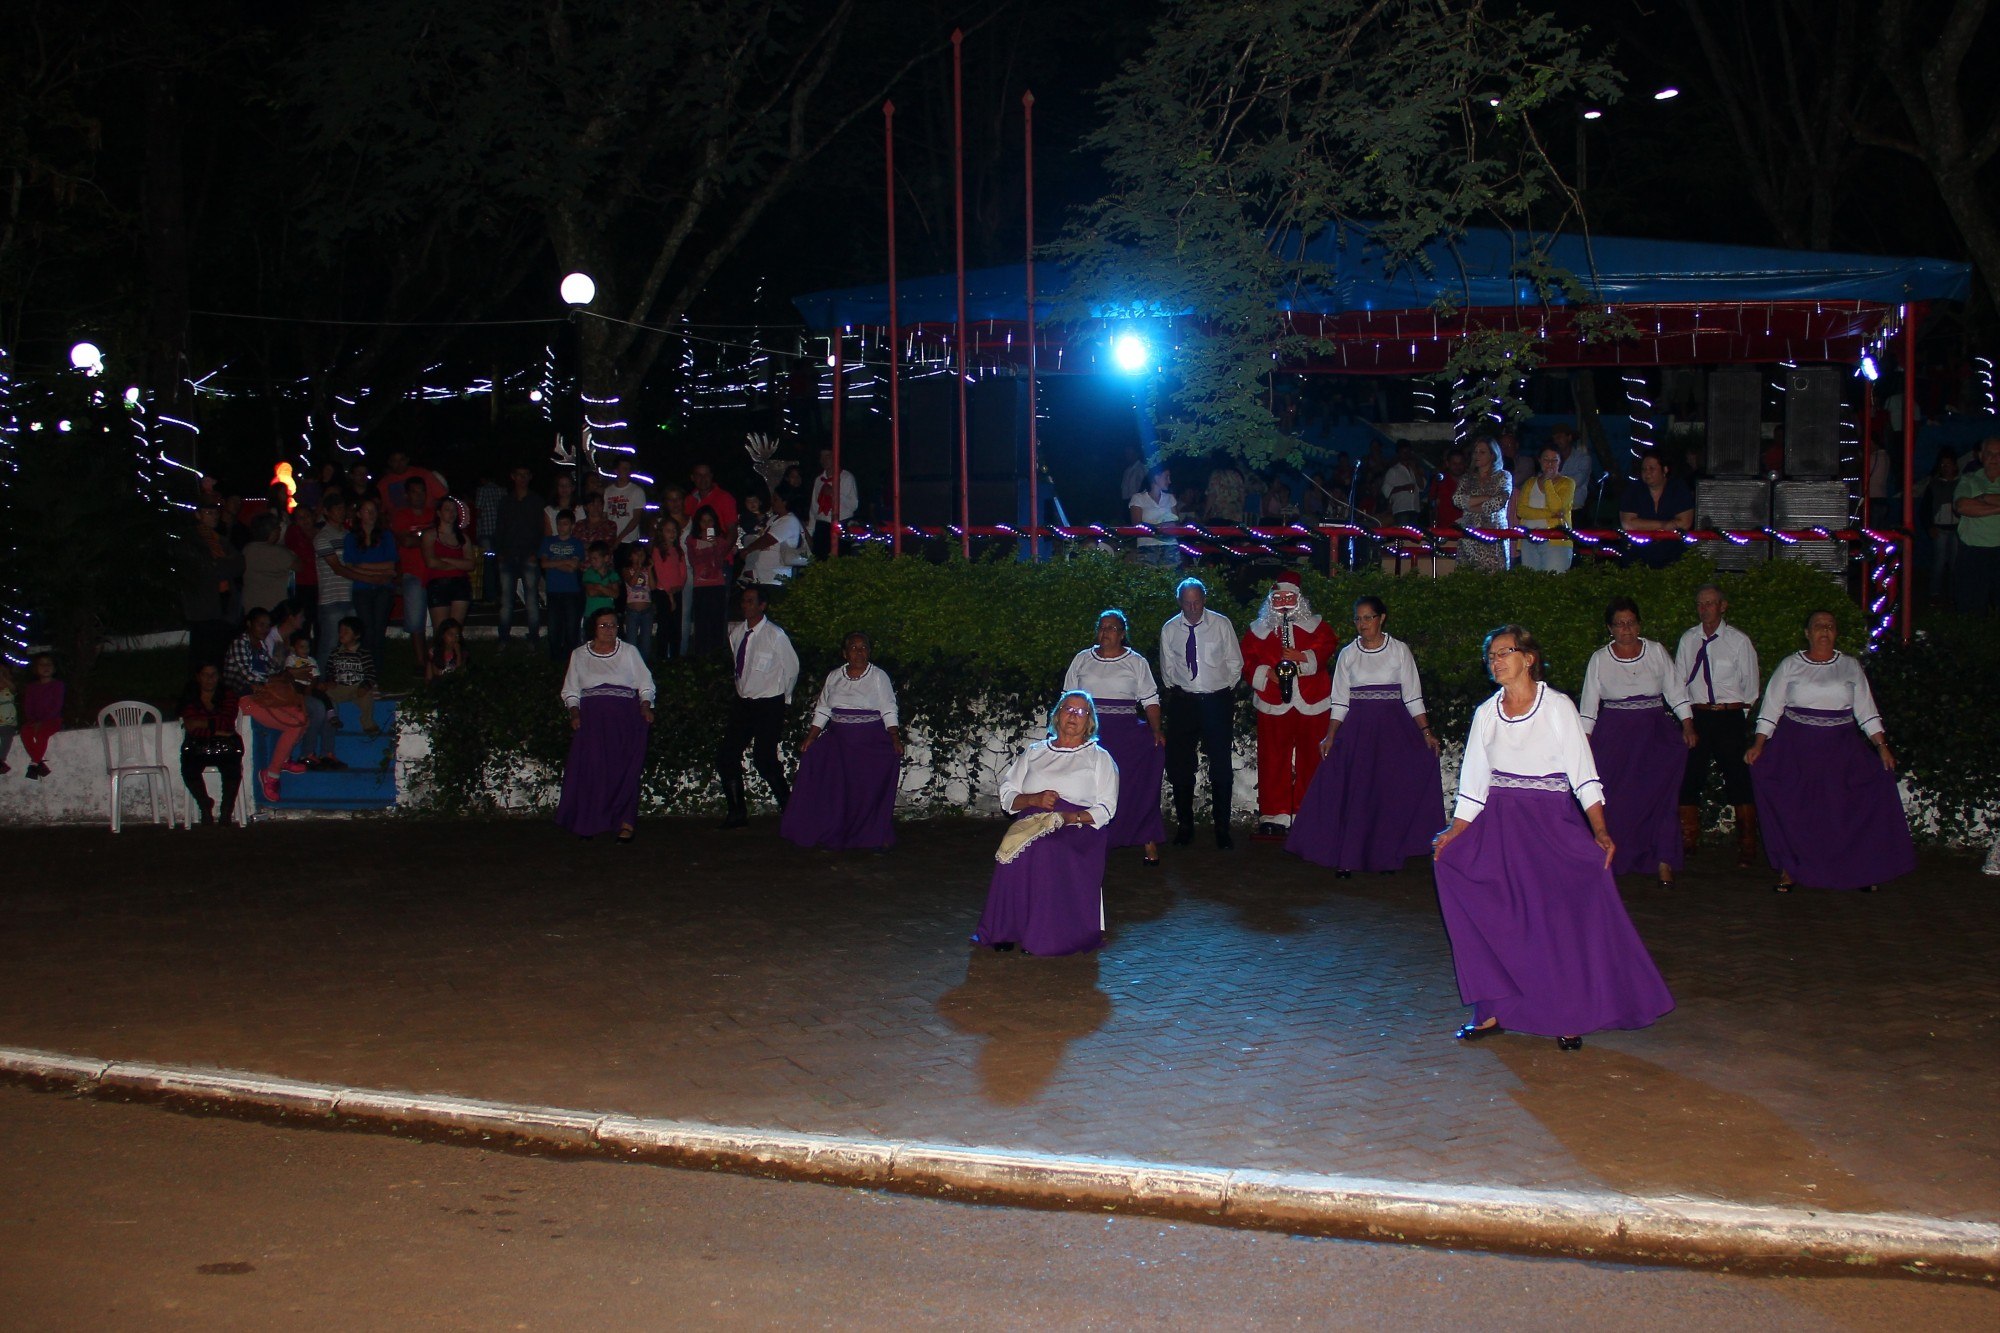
649 515 688 662
687 505 733 658
18 653 64 780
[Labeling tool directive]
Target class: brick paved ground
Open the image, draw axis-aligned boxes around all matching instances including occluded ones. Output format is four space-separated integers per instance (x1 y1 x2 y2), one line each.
2 818 1994 1221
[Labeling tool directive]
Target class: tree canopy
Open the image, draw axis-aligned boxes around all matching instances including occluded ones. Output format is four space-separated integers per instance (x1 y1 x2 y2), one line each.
1056 0 1620 466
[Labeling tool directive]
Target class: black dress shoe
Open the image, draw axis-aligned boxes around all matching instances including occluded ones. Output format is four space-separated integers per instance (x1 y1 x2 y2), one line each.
720 810 748 829
1255 820 1284 838
1334 869 1353 880
1454 1021 1503 1042
1173 825 1195 847
1142 854 1161 867
1859 883 1878 893
1214 826 1234 850
1557 1035 1584 1051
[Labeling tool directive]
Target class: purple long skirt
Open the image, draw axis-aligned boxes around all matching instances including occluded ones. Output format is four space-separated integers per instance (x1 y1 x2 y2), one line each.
1093 699 1166 849
781 708 899 850
972 799 1107 956
1285 689 1445 872
1434 774 1674 1037
1751 706 1916 890
555 691 648 838
1589 697 1689 878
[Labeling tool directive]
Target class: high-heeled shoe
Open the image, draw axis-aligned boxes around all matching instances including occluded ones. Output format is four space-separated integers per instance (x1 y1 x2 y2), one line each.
1557 1036 1583 1051
1454 1021 1503 1042
1773 874 1795 894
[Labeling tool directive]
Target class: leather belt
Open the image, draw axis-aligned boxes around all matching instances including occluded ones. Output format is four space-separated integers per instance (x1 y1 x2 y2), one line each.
1691 702 1750 712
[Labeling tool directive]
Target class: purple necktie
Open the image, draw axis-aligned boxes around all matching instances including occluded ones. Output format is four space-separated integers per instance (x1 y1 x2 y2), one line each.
1184 621 1199 684
1685 634 1716 705
735 624 750 679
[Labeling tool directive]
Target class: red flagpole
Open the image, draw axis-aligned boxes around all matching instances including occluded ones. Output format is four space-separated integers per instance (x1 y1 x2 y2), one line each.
830 330 843 558
884 100 903 557
1023 89 1039 562
1901 305 1917 643
952 27 971 559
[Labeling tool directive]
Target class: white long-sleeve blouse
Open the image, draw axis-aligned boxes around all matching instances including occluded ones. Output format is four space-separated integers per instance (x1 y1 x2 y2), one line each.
1578 639 1693 734
809 662 900 728
1453 683 1605 823
1754 651 1885 738
999 739 1120 830
1063 647 1162 709
561 641 657 707
1328 634 1427 721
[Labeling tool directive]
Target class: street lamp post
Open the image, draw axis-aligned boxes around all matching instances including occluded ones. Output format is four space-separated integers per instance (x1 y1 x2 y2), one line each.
559 273 596 474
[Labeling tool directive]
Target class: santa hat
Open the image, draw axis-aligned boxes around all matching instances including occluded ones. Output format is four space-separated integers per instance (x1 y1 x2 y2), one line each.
1272 571 1302 590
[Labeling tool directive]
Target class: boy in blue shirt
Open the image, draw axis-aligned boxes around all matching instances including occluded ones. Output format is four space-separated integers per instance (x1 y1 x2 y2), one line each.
539 511 586 660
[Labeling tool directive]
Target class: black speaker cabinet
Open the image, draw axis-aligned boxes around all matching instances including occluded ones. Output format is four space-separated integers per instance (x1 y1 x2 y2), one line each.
1783 366 1846 479
1706 369 1764 476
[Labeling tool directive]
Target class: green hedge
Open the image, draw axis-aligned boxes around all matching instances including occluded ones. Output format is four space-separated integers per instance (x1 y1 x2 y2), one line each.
401 551 1991 842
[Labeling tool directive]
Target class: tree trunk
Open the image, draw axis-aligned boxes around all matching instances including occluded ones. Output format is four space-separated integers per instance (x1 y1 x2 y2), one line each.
142 68 190 412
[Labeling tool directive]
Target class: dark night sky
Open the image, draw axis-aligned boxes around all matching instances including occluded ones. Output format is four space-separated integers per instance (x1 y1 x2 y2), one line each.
7 0 1992 484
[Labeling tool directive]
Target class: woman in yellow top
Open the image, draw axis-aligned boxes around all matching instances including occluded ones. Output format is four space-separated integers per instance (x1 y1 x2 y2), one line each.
1511 445 1577 572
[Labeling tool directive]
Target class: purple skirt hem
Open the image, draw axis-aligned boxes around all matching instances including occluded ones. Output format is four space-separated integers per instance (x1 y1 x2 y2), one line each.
1434 784 1674 1037
1589 705 1689 877
555 695 648 838
1751 716 1916 890
781 720 899 850
1284 698 1444 872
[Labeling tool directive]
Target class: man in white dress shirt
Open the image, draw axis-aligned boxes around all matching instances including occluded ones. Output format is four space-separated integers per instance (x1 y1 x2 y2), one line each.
1674 582 1761 865
1159 577 1245 849
716 585 801 828
807 447 859 560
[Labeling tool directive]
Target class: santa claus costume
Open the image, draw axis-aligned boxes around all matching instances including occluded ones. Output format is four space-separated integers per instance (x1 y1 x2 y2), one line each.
1239 572 1340 838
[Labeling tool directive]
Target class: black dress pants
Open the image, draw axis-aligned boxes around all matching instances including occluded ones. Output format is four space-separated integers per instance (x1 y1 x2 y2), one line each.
1680 707 1753 805
716 694 790 811
1165 687 1235 826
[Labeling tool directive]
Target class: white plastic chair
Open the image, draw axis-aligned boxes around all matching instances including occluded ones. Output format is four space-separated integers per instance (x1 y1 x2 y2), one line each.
98 701 180 833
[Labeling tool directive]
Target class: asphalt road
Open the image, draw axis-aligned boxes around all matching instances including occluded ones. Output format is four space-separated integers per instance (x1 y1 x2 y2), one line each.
2 1087 1993 1331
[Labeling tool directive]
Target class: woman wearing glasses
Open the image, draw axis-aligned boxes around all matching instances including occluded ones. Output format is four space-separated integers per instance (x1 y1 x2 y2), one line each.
971 690 1120 956
1430 626 1674 1050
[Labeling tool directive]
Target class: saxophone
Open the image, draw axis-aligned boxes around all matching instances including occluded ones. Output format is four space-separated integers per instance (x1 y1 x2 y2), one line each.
1275 608 1298 704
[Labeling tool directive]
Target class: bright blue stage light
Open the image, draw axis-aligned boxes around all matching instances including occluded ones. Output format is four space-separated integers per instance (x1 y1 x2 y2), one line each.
1859 354 1880 382
1112 333 1151 373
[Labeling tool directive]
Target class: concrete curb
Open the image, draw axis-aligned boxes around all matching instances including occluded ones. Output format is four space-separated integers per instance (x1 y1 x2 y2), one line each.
4 1045 1995 1283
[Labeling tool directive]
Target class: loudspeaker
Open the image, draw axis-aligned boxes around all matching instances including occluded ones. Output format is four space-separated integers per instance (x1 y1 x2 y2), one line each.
1774 479 1850 574
1783 367 1845 478
897 377 1027 525
1706 369 1764 476
1694 478 1770 571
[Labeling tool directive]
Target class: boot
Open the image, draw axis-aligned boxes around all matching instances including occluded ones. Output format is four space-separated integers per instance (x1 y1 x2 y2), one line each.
1678 805 1701 854
719 770 748 829
1734 804 1758 869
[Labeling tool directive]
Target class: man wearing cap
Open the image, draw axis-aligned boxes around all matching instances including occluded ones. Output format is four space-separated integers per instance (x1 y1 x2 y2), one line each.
1159 577 1244 849
1240 572 1339 839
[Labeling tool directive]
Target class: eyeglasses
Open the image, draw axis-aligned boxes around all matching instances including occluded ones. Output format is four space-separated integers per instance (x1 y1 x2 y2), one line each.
1058 705 1093 717
1486 647 1522 665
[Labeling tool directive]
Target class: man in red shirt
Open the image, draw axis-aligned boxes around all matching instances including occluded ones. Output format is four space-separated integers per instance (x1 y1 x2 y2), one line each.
389 477 434 670
380 451 446 517
683 462 739 535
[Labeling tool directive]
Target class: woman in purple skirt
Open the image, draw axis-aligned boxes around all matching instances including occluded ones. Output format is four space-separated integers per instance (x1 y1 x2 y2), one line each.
1746 609 1916 893
1579 597 1696 886
556 608 656 842
1432 625 1674 1051
1285 596 1444 876
781 631 903 851
972 690 1119 957
1062 610 1166 865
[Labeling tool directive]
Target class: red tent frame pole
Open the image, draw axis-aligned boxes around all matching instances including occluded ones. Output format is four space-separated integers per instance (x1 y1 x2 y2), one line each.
951 28 971 560
830 331 843 559
1901 305 1918 643
884 100 902 557
1023 90 1039 562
